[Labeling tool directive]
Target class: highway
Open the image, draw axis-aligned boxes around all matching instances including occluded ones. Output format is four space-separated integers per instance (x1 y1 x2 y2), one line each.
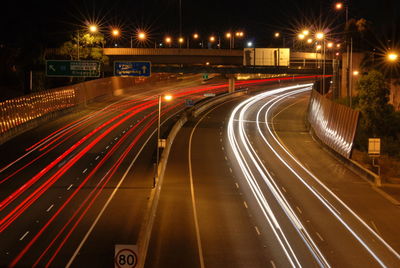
0 75 234 267
146 82 400 267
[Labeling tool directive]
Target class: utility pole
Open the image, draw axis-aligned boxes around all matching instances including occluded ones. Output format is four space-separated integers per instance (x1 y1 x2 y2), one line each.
179 0 182 38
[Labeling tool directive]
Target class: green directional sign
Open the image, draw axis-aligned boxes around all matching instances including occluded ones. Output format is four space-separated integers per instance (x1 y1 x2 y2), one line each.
46 60 101 77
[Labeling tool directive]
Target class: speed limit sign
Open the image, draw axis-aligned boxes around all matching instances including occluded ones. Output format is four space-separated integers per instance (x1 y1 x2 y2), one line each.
115 244 138 268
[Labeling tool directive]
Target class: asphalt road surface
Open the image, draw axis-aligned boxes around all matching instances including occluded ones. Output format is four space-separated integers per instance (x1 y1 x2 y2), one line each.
146 83 400 267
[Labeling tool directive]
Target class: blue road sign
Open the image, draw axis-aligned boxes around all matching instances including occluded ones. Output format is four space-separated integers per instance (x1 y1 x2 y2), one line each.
114 61 151 77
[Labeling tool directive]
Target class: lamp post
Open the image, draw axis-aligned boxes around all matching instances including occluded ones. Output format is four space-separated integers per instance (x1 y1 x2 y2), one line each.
155 94 173 187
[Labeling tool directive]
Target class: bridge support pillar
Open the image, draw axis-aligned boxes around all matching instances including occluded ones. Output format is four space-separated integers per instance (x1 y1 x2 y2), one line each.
228 77 235 93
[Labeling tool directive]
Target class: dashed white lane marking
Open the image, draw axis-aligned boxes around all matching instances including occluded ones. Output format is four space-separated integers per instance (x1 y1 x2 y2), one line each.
82 168 88 174
19 231 29 241
46 204 54 212
220 138 222 142
243 201 248 209
224 156 228 161
122 130 126 134
296 206 302 214
235 182 239 189
67 184 73 191
114 137 118 141
270 171 275 177
95 155 100 160
316 232 324 241
221 146 225 151
254 226 261 236
130 124 133 127
270 260 277 268
282 186 287 193
106 146 110 150
229 168 233 173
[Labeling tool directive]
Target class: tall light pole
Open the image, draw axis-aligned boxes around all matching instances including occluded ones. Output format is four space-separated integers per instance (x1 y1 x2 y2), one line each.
155 94 173 187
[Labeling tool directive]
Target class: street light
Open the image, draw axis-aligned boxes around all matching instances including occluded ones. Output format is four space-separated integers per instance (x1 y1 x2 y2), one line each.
89 25 98 33
165 36 172 47
155 94 173 187
112 29 120 37
307 38 313 44
387 52 399 62
298 33 305 40
138 32 146 41
302 29 310 36
316 32 324 40
274 32 280 38
335 2 343 10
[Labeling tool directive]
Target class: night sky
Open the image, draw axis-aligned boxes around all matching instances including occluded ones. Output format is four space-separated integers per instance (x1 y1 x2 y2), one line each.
1 0 400 48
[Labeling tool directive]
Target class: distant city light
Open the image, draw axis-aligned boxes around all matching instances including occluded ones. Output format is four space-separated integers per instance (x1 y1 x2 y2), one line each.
209 36 216 42
193 33 199 39
178 37 184 43
327 42 334 48
307 38 313 44
302 29 309 36
247 41 253 47
274 32 280 38
164 94 173 101
298 33 305 40
226 32 232 38
316 44 322 50
165 37 172 43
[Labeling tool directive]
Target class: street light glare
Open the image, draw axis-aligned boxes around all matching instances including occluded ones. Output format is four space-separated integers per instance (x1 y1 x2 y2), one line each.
298 33 305 40
138 32 146 40
164 95 173 101
193 33 199 39
307 38 313 44
302 30 309 36
274 32 280 38
226 32 232 38
89 25 98 33
112 29 120 37
327 42 334 48
388 52 398 62
353 70 360 76
209 36 215 42
165 37 172 43
316 32 324 40
247 41 253 47
178 37 184 43
316 44 322 50
335 2 343 10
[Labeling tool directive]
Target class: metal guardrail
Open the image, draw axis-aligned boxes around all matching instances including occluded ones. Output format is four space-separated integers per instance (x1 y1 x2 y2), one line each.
308 90 359 158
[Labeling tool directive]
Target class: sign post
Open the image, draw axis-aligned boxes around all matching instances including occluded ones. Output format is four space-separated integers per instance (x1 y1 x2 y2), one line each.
115 244 138 268
368 138 381 185
114 61 151 77
46 60 100 77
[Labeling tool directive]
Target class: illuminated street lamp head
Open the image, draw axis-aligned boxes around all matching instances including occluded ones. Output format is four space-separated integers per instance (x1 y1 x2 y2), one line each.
298 33 305 40
316 44 322 51
209 36 216 42
226 32 232 38
178 37 184 43
193 33 199 39
164 94 173 101
165 37 172 43
353 70 360 76
89 25 98 33
336 43 341 48
236 31 244 37
327 42 334 48
274 32 280 38
307 38 313 44
335 2 343 10
316 32 324 40
302 30 309 36
138 32 146 41
112 29 120 37
247 41 253 47
387 52 399 62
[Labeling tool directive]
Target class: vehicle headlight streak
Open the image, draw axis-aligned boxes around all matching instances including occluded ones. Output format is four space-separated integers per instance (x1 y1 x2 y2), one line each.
228 84 400 267
260 89 400 266
228 84 329 267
